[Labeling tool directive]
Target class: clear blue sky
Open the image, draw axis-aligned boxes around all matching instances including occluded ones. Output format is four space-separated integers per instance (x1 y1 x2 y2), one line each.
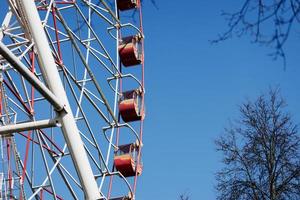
138 1 300 199
1 1 300 199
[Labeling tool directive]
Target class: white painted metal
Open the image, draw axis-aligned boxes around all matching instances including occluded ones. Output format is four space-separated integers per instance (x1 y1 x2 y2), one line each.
0 9 12 40
0 41 65 111
16 0 102 199
0 118 59 135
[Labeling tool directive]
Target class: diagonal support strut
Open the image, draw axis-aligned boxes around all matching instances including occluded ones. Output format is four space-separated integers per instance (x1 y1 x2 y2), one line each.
14 0 102 199
0 41 65 112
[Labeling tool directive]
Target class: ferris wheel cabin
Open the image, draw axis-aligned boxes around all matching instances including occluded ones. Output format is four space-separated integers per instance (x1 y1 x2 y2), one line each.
119 89 144 123
114 143 142 177
119 35 143 67
117 0 140 11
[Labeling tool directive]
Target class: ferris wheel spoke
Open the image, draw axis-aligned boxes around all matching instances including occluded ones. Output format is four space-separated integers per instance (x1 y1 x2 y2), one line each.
3 81 32 116
61 65 112 123
73 4 118 66
54 13 119 125
1 0 146 198
34 131 58 200
61 63 113 128
54 19 116 76
24 131 84 199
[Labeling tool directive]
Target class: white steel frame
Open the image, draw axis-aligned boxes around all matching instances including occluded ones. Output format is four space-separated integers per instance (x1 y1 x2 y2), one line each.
0 0 144 199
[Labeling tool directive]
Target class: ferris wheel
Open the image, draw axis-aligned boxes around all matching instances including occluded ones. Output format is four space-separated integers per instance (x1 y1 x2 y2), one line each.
0 0 145 199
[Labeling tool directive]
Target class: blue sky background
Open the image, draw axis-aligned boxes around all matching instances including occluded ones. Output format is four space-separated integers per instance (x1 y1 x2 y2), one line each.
1 1 300 199
138 1 300 199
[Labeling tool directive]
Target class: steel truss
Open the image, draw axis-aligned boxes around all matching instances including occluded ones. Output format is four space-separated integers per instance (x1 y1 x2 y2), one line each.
0 0 145 199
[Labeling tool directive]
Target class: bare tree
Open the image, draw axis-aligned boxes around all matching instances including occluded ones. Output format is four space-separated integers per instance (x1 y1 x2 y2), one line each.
179 193 190 200
215 89 300 200
213 0 300 64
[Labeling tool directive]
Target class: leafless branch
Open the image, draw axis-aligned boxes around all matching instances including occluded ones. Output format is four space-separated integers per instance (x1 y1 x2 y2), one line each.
216 88 300 200
213 0 300 66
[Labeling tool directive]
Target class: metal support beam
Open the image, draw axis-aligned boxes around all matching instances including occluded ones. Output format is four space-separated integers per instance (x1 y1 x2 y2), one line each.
16 1 102 199
0 119 59 135
0 41 65 111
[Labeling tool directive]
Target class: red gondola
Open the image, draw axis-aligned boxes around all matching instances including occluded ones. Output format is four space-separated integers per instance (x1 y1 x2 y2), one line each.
118 35 143 67
117 0 140 11
119 88 144 123
114 143 142 177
